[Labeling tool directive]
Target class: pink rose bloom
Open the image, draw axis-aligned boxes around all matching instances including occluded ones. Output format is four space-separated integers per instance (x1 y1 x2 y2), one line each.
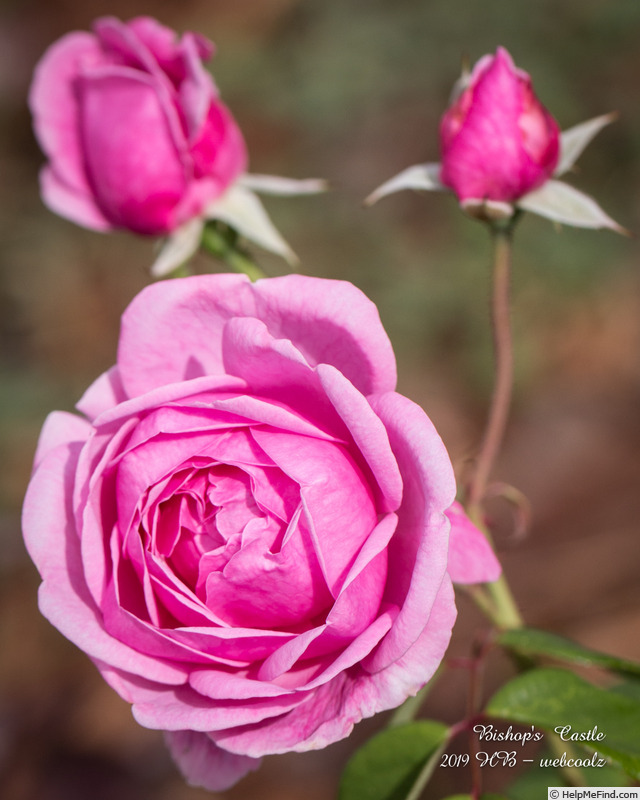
29 16 247 235
23 275 499 790
439 47 560 203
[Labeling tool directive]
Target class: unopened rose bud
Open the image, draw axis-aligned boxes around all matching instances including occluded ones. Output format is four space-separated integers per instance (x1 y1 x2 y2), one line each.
366 47 624 234
439 47 560 205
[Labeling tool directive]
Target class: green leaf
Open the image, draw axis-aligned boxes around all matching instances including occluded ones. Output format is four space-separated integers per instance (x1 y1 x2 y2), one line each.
506 762 565 800
497 628 640 677
486 668 640 779
611 679 640 703
507 756 629 800
338 720 449 800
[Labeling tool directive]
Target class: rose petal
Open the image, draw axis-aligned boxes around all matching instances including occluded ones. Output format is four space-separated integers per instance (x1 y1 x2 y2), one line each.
77 66 188 234
317 364 403 513
118 275 255 396
132 682 304 732
76 366 127 420
165 730 261 791
253 275 397 396
445 502 502 584
212 578 455 758
251 428 378 593
364 392 455 672
23 443 187 685
33 411 92 469
28 32 103 196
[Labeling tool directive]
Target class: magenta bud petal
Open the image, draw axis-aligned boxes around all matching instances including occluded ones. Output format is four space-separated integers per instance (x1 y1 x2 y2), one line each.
440 47 560 203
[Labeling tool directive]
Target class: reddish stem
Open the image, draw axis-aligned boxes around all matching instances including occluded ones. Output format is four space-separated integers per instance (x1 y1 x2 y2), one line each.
468 226 514 514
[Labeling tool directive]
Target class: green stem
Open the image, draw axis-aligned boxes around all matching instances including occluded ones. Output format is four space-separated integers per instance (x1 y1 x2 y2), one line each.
201 223 266 281
549 735 587 787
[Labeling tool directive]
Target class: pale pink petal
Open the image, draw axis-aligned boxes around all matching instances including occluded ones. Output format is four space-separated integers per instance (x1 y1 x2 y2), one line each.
132 682 304 732
203 512 332 629
189 670 294 700
94 375 248 428
33 411 92 469
117 275 255 397
76 366 127 420
363 576 456 700
364 392 455 672
220 316 342 434
317 364 403 512
212 579 455 758
445 501 501 584
253 275 397 396
22 443 187 685
251 428 378 593
165 730 261 791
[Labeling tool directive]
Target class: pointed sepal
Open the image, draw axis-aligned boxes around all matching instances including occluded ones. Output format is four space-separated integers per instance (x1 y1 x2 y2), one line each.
517 180 627 234
365 163 445 206
556 112 618 177
206 184 298 264
239 173 327 196
151 217 204 278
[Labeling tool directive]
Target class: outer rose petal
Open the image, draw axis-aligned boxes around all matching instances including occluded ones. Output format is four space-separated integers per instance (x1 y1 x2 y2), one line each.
33 410 92 469
78 67 188 234
446 501 502 584
253 275 397 396
118 274 255 396
165 730 261 791
117 274 396 399
40 166 113 231
28 31 103 195
23 443 187 685
364 392 455 672
212 578 456 758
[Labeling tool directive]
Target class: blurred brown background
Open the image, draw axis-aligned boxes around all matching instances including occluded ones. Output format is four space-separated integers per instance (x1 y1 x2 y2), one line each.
1 1 639 798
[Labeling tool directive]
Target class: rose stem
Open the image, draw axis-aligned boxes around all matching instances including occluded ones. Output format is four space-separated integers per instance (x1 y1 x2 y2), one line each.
467 222 523 630
468 224 514 512
201 223 266 281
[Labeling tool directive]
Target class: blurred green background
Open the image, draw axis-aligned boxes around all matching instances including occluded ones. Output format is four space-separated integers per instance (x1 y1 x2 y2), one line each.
1 1 639 798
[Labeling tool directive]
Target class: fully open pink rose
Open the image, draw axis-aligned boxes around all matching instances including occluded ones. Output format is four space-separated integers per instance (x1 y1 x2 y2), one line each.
440 47 560 204
29 16 247 235
23 274 499 790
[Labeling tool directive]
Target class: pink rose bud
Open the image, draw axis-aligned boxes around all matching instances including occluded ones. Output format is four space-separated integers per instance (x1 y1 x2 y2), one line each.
439 47 560 204
29 16 247 235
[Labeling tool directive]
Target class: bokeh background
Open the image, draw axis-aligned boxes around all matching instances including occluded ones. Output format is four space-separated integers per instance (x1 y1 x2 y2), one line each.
1 1 639 798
